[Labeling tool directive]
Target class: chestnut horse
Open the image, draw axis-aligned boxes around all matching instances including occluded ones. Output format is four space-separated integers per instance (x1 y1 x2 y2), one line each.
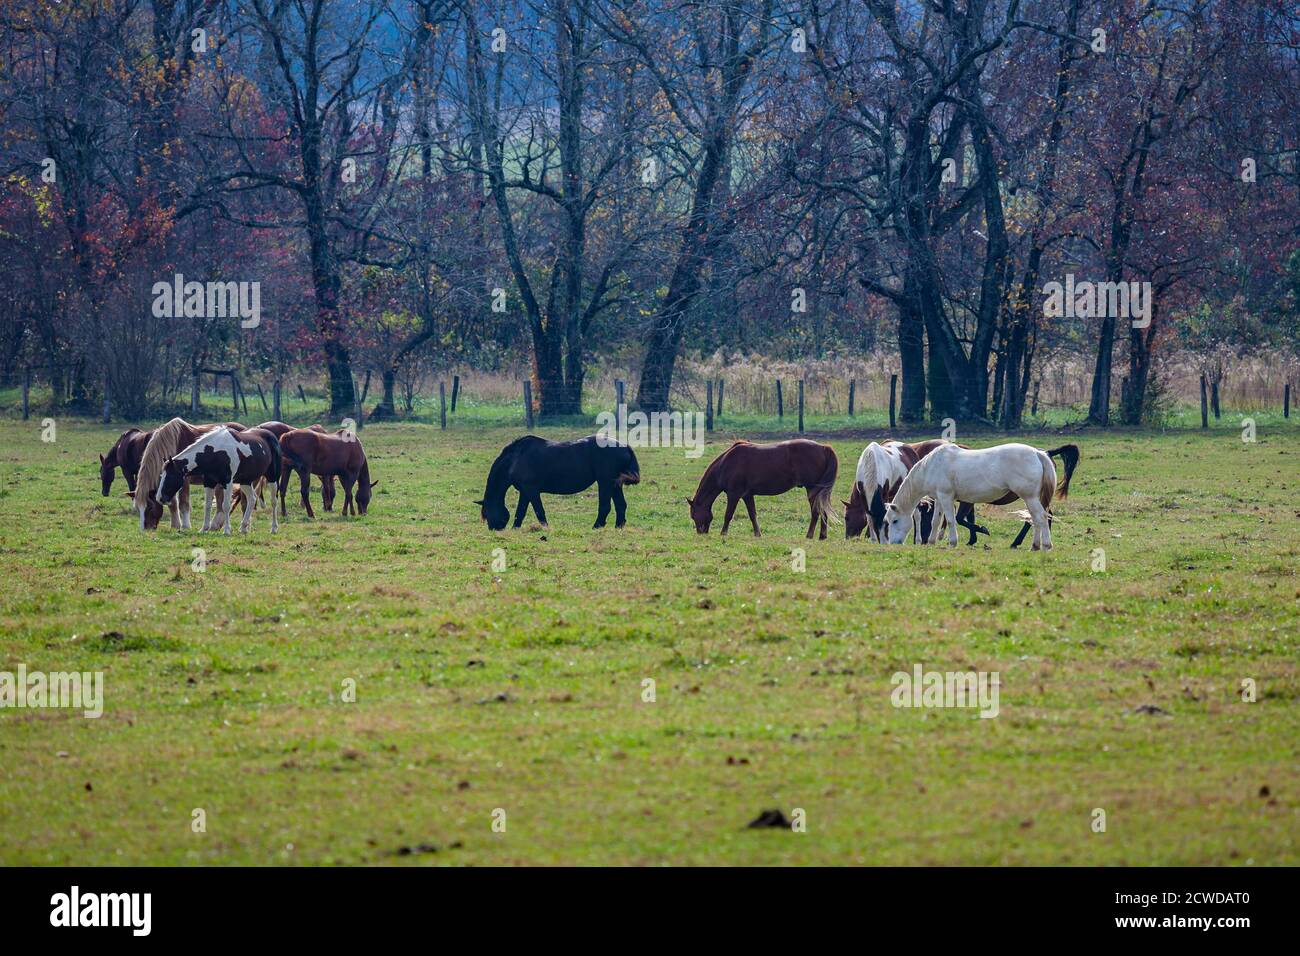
278 427 374 517
247 422 334 514
99 427 151 496
688 439 838 539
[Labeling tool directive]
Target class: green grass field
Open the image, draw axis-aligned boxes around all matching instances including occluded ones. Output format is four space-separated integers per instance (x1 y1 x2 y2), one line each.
1 411 1297 865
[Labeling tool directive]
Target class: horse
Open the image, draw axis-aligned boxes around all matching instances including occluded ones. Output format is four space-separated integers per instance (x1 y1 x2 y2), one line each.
278 427 374 518
882 442 1077 550
844 440 987 544
476 435 640 530
687 439 838 539
99 427 151 496
234 422 335 515
157 426 281 534
129 418 243 530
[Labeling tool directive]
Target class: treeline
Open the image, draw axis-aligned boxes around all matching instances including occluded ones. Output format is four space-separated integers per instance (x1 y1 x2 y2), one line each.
1 0 1297 424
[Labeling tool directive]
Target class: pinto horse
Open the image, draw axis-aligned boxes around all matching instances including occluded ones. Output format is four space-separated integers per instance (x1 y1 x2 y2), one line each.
477 435 640 530
688 439 838 539
278 427 374 518
157 426 281 534
129 419 244 530
883 442 1077 550
99 428 151 496
845 440 986 544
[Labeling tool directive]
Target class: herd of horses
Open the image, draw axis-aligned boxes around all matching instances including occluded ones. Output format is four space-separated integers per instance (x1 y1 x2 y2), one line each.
476 434 1079 551
100 417 1076 550
99 417 374 533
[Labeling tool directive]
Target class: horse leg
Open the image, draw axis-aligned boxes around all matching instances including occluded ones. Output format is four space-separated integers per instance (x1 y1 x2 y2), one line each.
323 476 335 512
531 492 548 527
612 485 628 528
341 475 355 516
218 484 233 535
201 487 214 531
940 496 959 547
1011 522 1032 549
239 485 255 533
594 482 612 529
743 495 760 536
1025 498 1050 551
299 467 315 519
179 484 191 529
168 498 181 529
512 491 530 528
721 494 740 535
805 497 818 540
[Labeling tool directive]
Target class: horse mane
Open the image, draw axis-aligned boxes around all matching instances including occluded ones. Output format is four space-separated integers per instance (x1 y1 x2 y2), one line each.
136 418 193 502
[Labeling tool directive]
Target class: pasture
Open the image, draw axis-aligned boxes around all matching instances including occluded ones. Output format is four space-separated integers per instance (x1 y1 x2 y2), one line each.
0 416 1297 865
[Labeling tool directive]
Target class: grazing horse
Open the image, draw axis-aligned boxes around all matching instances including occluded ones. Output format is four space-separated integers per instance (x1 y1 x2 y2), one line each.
688 439 838 539
157 426 281 534
278 427 374 518
477 435 641 530
130 418 243 530
845 440 986 544
99 428 151 496
883 443 1074 550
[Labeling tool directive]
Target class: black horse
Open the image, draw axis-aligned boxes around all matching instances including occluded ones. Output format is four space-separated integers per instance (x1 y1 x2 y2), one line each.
477 435 641 530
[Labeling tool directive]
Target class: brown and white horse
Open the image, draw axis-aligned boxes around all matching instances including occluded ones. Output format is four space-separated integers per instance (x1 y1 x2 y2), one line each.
688 439 838 539
157 426 281 534
99 427 151 496
845 440 985 543
129 419 244 530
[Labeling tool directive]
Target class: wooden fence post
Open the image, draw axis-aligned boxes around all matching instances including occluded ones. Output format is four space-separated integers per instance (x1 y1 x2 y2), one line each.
272 379 281 421
1200 375 1208 428
776 379 784 419
231 374 239 417
191 371 200 415
889 374 898 429
797 379 804 433
1285 382 1291 418
1031 380 1041 417
439 381 447 429
523 380 534 430
1211 380 1221 420
847 379 855 417
716 379 724 417
615 379 625 438
256 383 269 412
22 367 30 420
706 380 714 432
451 375 460 412
297 384 307 404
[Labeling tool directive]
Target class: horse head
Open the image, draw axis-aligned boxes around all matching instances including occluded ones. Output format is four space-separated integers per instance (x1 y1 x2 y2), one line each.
881 501 913 544
157 458 188 507
686 496 713 534
844 483 870 539
99 454 115 497
476 497 509 531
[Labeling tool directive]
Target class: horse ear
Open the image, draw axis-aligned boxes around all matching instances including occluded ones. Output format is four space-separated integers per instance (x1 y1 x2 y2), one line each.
842 500 851 509
124 490 135 499
99 454 105 465
370 480 379 489
685 497 694 506
473 498 484 506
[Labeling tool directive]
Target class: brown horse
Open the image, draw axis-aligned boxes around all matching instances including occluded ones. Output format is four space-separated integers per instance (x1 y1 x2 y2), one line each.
688 439 838 539
245 422 335 514
278 428 375 517
99 428 151 496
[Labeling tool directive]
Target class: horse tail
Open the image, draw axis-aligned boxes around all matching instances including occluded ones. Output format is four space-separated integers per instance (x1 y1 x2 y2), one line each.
813 446 841 525
1036 450 1056 512
263 431 283 486
1046 443 1079 500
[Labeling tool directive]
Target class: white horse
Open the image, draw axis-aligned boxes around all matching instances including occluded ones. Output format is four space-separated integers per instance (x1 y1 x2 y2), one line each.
847 441 912 541
882 442 1058 550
